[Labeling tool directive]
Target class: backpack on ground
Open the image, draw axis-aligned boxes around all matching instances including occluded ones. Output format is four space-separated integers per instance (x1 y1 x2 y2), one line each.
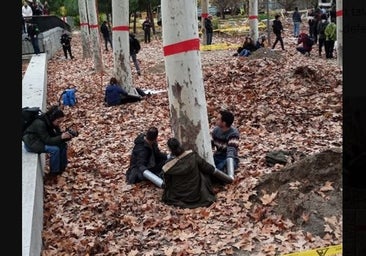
59 88 77 106
133 37 141 53
22 107 43 134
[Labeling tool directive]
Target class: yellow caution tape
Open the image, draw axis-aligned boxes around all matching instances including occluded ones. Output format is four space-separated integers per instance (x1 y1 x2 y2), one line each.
200 43 240 51
281 244 342 256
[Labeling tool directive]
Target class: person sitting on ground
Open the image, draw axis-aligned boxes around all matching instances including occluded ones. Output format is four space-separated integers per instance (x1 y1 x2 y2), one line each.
234 37 257 57
104 77 142 106
210 110 240 179
22 105 76 175
161 138 217 209
296 32 313 56
255 35 267 49
126 127 168 185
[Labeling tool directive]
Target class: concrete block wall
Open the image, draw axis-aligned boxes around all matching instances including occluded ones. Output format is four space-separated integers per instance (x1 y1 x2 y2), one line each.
22 27 64 59
22 54 47 256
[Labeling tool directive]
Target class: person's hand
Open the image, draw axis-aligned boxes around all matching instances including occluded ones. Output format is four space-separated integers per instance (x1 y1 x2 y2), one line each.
61 131 73 140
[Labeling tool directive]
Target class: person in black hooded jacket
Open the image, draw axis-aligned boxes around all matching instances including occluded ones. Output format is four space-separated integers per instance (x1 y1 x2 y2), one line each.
126 127 168 184
22 105 75 175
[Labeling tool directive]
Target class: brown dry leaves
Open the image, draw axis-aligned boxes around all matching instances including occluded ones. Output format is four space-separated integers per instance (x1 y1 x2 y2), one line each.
41 24 342 256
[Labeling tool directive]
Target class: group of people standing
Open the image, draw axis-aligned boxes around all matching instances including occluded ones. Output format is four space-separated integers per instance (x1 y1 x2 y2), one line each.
126 109 240 209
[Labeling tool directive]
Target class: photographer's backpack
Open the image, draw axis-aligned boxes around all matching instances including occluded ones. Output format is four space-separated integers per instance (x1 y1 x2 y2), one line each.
59 88 77 106
22 107 43 134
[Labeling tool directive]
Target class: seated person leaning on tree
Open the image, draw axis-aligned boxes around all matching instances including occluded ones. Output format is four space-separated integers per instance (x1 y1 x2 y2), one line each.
234 37 257 57
162 138 233 209
210 110 240 180
104 77 142 106
126 127 168 187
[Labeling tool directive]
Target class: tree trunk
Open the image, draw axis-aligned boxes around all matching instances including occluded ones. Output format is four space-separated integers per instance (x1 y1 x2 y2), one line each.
249 0 259 43
86 0 104 73
336 0 342 67
78 0 92 59
161 0 214 164
111 0 137 95
201 0 208 45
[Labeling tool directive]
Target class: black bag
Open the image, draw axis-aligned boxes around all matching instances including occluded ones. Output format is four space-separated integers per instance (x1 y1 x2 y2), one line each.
22 107 42 134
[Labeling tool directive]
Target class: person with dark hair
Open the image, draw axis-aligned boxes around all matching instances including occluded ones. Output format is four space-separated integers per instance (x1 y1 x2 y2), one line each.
210 110 240 178
60 30 74 59
292 7 302 38
162 138 216 208
317 13 329 57
126 127 168 186
204 15 214 45
162 137 233 209
22 105 76 175
104 77 142 106
324 17 337 59
27 23 40 55
271 14 285 51
142 17 152 43
129 33 141 75
296 32 313 56
100 21 113 51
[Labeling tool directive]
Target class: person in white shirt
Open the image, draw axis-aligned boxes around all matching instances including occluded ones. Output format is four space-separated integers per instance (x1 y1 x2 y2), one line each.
22 1 33 33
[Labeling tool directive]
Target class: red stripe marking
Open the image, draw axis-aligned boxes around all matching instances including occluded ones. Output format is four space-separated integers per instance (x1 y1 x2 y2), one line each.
89 24 99 29
249 15 258 20
112 26 129 31
163 38 200 56
201 13 208 18
80 22 88 26
336 10 343 17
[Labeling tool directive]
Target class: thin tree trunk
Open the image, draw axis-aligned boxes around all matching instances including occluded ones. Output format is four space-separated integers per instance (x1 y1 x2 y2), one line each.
161 0 214 164
201 0 208 45
78 0 92 59
249 0 259 43
336 0 342 67
86 0 104 73
112 0 137 95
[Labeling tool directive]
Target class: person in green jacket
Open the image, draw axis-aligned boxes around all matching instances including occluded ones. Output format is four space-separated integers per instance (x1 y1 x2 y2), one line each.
324 18 337 59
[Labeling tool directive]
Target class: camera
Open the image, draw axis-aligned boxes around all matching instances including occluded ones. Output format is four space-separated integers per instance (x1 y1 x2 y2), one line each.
67 127 79 137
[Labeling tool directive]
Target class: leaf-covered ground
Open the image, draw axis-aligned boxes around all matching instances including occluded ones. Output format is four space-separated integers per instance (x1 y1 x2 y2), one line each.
33 21 342 256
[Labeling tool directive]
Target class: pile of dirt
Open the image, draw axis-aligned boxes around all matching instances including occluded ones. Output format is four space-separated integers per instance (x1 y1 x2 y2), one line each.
250 148 342 237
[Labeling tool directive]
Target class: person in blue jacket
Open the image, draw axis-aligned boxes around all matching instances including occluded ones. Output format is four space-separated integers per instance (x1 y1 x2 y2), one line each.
104 77 141 106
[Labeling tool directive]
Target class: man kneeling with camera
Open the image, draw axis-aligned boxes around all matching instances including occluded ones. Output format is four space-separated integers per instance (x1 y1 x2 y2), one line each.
22 105 78 175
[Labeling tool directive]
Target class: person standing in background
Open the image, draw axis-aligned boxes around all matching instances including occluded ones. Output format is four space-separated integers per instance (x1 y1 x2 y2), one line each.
292 7 302 38
22 1 33 33
27 23 40 55
100 21 113 51
142 17 152 43
204 15 214 45
60 30 74 59
271 14 285 51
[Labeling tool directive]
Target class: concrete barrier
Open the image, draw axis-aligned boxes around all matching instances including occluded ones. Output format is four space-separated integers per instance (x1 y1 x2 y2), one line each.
22 53 48 256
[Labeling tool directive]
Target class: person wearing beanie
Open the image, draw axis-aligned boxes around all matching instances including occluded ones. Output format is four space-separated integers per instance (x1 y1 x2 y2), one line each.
22 105 76 175
126 127 168 185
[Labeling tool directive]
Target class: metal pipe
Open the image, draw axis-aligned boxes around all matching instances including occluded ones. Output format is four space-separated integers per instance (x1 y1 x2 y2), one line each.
213 168 234 184
143 169 164 188
226 158 235 179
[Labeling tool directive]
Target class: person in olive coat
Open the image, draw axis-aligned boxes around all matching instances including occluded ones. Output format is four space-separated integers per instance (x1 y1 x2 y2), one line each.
22 105 75 175
161 138 217 209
